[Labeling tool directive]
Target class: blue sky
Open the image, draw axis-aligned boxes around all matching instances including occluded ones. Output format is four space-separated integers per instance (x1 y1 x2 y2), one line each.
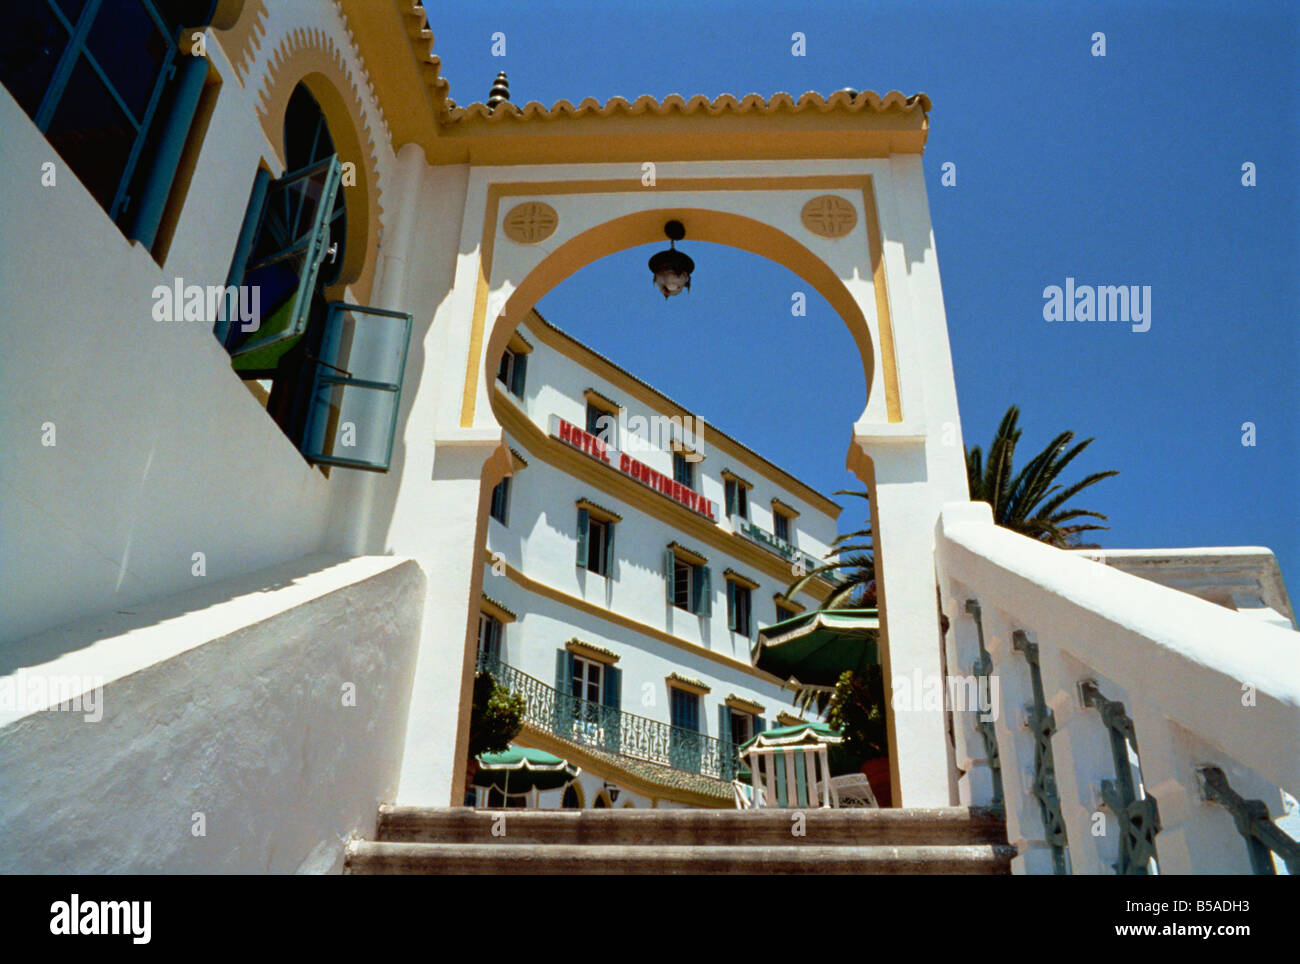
431 1 1299 582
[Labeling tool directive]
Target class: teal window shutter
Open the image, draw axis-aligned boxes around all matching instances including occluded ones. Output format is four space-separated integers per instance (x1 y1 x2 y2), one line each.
301 303 413 471
718 705 732 744
725 480 737 516
602 665 622 753
553 649 575 735
664 549 676 603
727 580 737 631
229 154 343 367
755 716 767 735
511 352 528 397
605 520 616 578
695 566 712 617
575 508 589 568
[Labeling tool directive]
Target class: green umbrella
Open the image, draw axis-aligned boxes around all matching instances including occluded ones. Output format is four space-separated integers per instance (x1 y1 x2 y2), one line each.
753 608 880 689
472 745 581 795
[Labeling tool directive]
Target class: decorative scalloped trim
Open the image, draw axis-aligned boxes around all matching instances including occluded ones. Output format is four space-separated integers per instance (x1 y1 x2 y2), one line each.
251 22 385 300
446 88 929 125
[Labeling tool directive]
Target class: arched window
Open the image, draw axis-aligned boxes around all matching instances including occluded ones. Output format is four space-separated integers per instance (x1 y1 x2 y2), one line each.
562 785 580 809
219 81 412 472
0 1 219 248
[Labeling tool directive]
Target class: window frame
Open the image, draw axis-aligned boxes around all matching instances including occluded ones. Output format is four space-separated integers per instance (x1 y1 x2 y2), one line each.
10 0 218 238
672 452 696 491
477 612 502 664
571 654 605 707
489 476 511 525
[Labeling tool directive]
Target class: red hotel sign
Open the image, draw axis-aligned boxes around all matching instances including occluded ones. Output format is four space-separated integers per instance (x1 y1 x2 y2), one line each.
550 415 719 521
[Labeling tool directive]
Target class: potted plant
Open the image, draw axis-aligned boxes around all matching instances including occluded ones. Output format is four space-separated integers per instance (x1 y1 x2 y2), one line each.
465 670 526 789
827 665 892 807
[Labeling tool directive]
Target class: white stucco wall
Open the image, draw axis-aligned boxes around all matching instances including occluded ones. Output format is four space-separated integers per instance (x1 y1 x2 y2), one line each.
0 553 425 874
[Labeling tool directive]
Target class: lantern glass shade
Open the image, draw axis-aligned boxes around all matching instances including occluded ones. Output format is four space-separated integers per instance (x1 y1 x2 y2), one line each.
648 248 695 299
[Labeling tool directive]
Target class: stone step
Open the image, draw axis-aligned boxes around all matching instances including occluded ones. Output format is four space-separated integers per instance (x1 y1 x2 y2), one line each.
346 840 1015 874
375 805 1008 847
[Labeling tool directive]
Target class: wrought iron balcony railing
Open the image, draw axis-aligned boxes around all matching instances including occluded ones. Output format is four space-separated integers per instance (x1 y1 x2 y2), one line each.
477 654 742 781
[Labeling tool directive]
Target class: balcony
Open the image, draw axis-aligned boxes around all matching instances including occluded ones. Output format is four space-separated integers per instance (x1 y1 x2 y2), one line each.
477 655 742 782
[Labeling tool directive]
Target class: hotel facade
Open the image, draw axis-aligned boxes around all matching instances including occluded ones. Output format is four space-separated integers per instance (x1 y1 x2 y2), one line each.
472 310 837 808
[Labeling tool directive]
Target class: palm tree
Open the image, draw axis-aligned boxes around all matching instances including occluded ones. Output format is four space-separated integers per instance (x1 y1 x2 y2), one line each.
784 488 875 610
966 405 1118 548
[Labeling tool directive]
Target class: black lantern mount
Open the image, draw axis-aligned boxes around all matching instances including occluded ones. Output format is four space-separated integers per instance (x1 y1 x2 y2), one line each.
648 220 694 299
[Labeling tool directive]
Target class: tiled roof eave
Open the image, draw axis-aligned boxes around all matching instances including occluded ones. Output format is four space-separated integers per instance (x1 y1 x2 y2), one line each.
445 89 930 125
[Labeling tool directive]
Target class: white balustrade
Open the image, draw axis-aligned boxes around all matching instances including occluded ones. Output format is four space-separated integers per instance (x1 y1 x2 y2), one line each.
935 501 1300 875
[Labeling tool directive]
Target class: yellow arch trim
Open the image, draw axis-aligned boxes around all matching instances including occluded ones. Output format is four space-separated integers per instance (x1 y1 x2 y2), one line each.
459 175 901 429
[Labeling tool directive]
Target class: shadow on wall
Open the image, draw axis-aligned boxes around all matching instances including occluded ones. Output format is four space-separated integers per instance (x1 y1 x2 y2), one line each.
0 552 358 675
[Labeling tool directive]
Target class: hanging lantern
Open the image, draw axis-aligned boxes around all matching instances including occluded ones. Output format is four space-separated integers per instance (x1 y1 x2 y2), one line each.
647 220 694 299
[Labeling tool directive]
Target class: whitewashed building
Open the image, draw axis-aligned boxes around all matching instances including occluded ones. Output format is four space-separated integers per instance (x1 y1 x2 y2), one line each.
471 310 837 808
1 0 1295 874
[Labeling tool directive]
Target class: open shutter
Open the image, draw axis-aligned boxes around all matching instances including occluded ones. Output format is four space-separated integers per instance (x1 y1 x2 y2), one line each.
605 520 616 578
664 549 676 603
755 716 767 736
695 566 713 617
575 508 589 568
603 666 622 753
726 580 737 631
725 480 737 517
488 619 502 663
230 154 343 366
719 705 736 780
553 649 575 736
301 303 413 470
511 351 528 397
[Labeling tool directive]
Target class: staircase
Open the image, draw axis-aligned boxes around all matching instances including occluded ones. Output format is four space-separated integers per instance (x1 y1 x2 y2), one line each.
345 806 1014 874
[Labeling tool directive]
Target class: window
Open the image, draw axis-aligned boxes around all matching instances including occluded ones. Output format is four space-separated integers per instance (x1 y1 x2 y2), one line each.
0 1 218 247
497 348 527 398
218 84 412 470
571 655 604 706
489 477 510 525
727 580 753 637
671 688 700 730
725 478 749 519
669 687 702 773
562 785 581 809
729 709 753 746
477 614 502 664
575 504 617 577
773 510 792 544
555 647 622 752
665 548 711 617
775 602 799 623
672 452 695 490
586 402 615 444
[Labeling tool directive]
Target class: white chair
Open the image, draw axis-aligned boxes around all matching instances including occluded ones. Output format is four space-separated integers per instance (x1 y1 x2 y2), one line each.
829 772 879 808
741 744 837 809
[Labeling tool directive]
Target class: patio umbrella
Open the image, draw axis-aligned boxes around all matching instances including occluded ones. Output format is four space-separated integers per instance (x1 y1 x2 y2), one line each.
735 722 860 779
753 608 880 689
472 745 581 796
